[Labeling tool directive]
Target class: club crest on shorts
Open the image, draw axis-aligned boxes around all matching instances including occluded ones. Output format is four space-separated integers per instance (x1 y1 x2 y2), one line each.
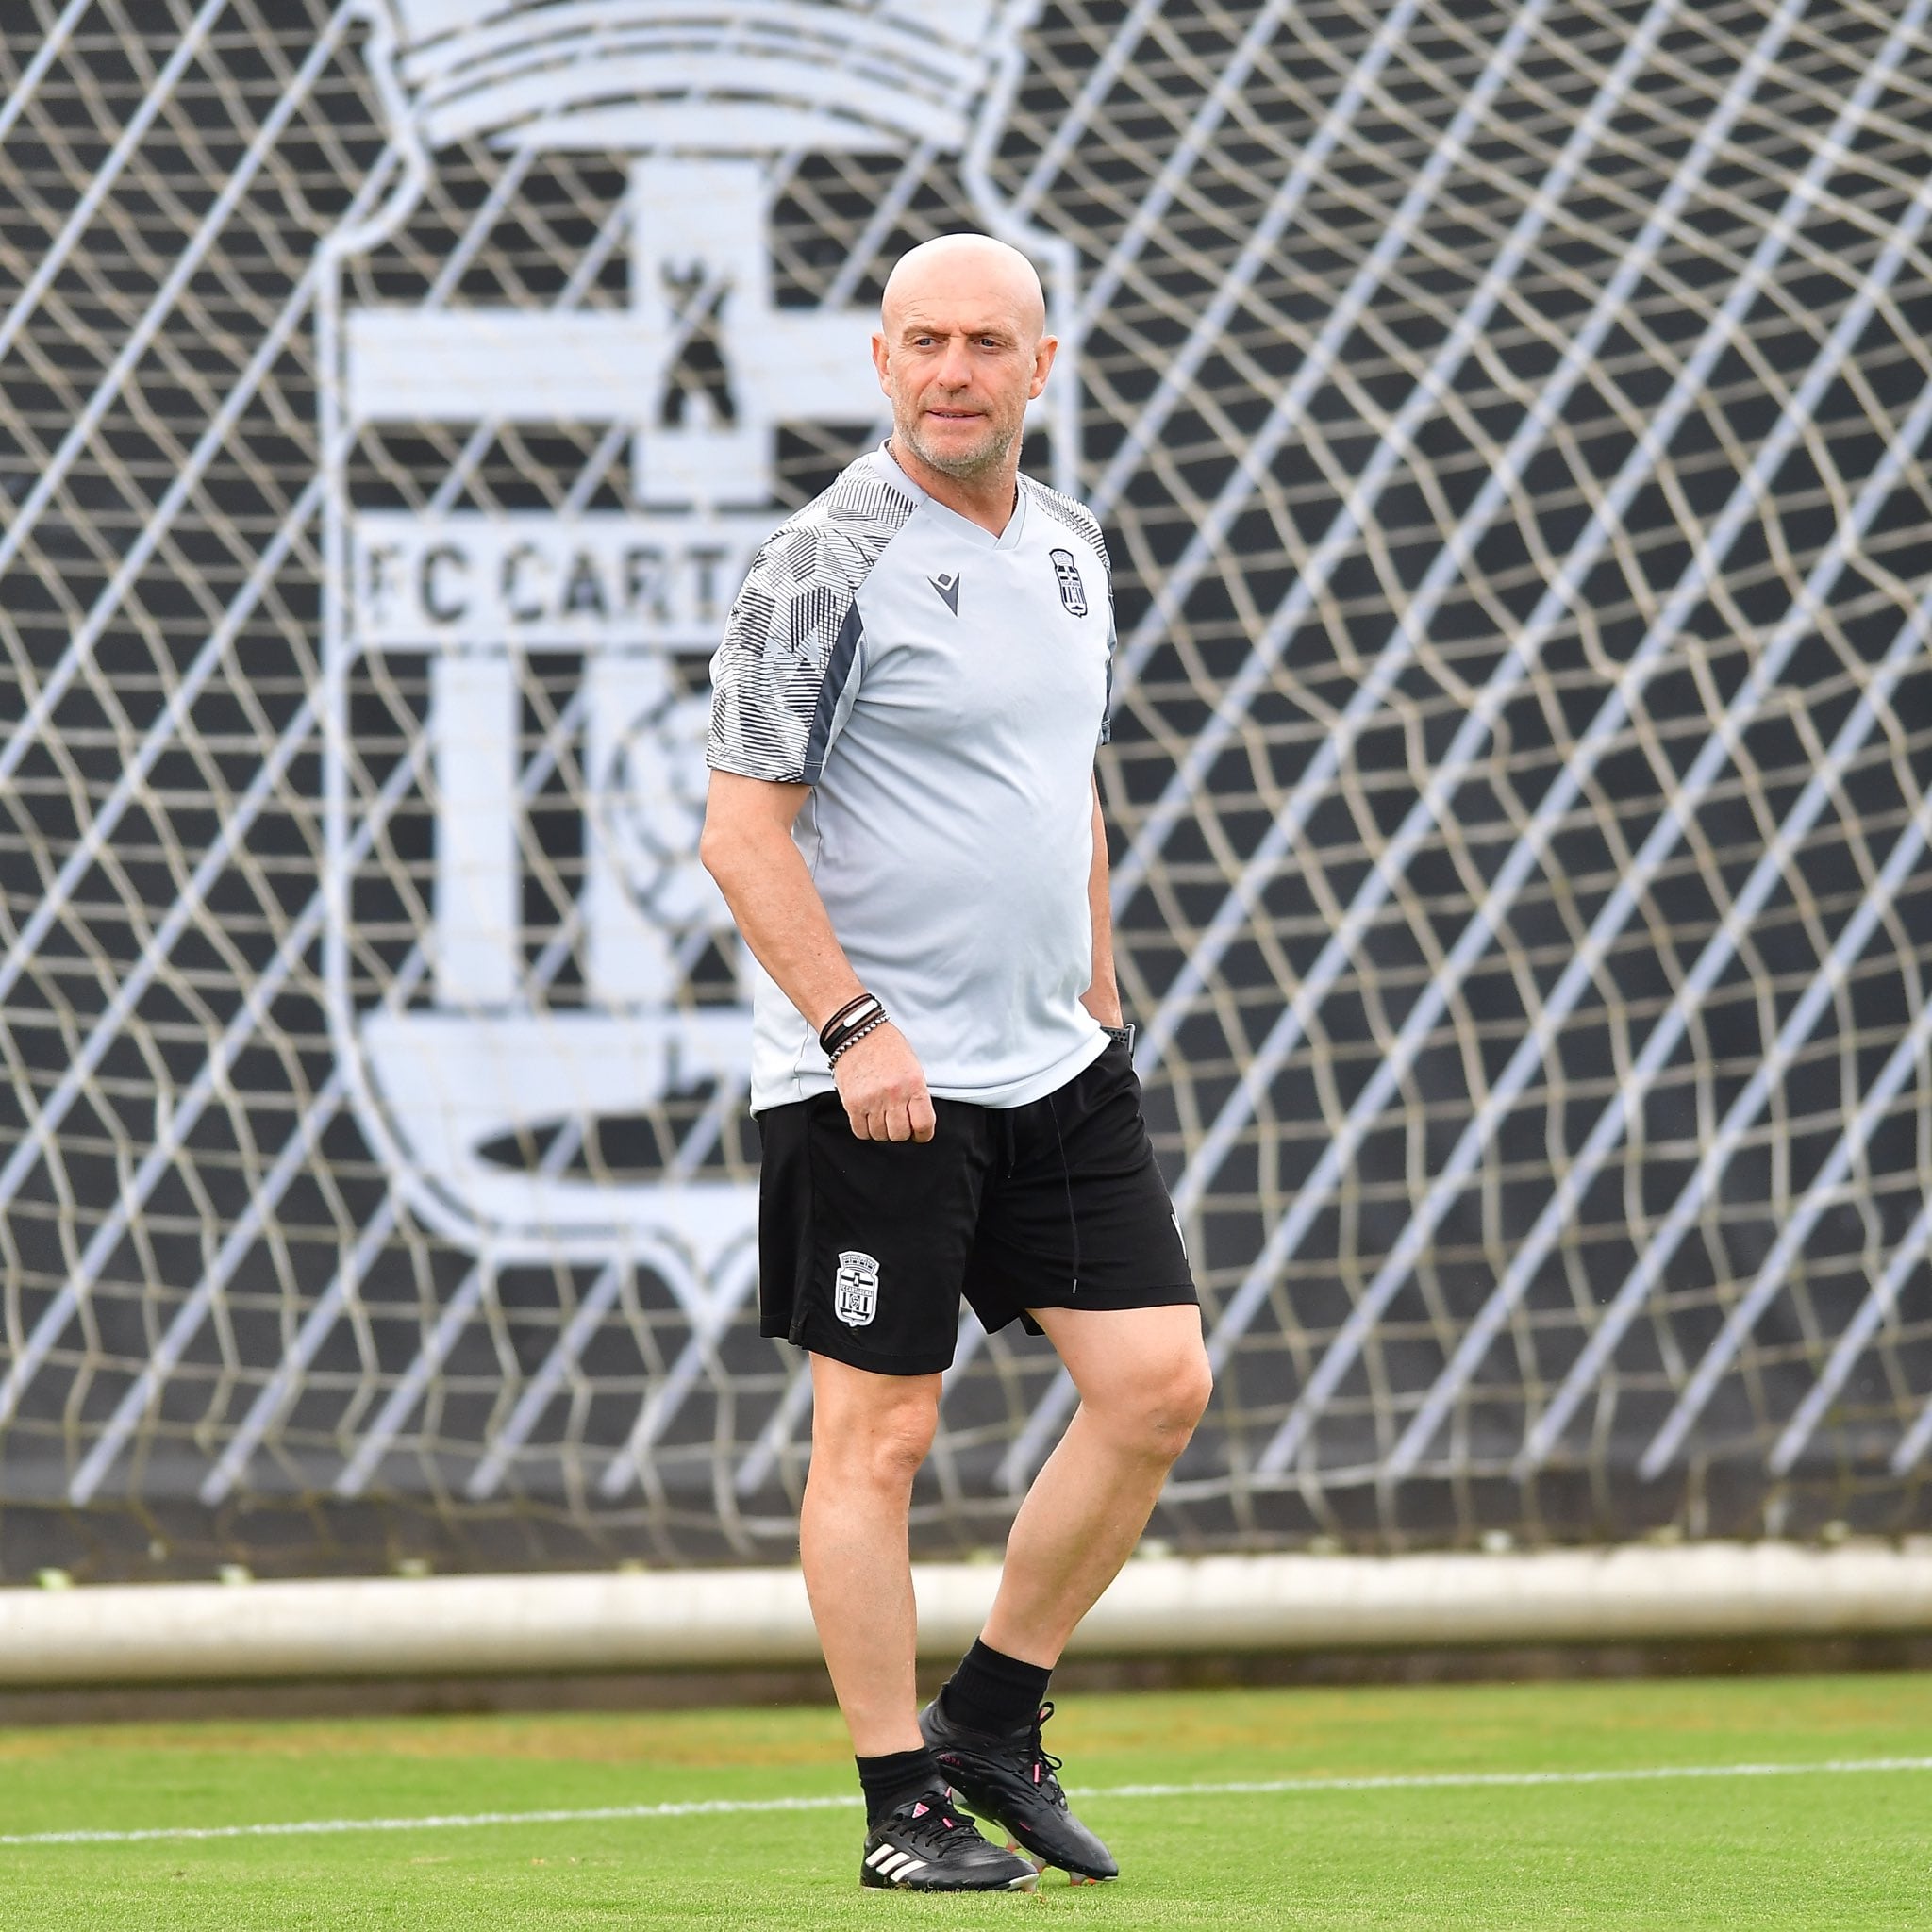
834 1251 881 1327
1049 547 1088 616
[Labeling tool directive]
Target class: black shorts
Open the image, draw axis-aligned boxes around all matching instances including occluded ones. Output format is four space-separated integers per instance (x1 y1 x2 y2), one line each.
754 1038 1197 1375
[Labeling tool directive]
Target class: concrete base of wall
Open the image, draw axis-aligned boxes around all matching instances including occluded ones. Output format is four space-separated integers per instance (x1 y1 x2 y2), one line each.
6 1629 1932 1728
5 1541 1932 1724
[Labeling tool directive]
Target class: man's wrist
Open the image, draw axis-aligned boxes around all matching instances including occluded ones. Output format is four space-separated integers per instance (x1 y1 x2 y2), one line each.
1081 987 1124 1027
1102 1021 1135 1055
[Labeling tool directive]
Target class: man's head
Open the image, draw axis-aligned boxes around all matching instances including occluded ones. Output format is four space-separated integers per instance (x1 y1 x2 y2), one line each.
873 234 1056 485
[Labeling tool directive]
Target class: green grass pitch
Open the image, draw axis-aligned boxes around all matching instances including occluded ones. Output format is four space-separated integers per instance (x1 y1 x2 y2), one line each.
2 1673 1929 1927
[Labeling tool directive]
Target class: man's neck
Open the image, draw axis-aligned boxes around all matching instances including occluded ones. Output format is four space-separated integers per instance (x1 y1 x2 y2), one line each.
887 439 1020 536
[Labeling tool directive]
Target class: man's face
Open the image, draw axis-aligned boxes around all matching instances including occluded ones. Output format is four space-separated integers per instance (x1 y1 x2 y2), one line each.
872 271 1056 481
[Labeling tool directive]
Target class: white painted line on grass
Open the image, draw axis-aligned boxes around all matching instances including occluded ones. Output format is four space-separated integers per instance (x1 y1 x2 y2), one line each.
1094 1757 1932 1797
0 1793 859 1848
4 1757 1930 1848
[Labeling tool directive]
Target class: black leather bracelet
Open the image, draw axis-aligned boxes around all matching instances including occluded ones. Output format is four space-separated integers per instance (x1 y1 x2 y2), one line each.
818 993 874 1046
819 992 885 1058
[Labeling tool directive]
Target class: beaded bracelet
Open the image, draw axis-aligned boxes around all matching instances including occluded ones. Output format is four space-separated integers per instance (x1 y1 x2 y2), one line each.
825 1012 889 1063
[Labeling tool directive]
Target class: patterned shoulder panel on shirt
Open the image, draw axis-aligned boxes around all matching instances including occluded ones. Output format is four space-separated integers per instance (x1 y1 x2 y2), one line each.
1023 476 1111 581
707 459 916 785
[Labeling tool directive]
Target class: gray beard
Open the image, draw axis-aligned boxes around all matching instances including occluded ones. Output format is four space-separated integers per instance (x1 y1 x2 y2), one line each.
900 414 1019 479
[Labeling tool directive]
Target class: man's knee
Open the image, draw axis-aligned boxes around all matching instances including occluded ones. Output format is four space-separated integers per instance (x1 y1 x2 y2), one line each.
1150 1343 1214 1457
832 1402 937 1491
809 1360 941 1490
1097 1341 1214 1463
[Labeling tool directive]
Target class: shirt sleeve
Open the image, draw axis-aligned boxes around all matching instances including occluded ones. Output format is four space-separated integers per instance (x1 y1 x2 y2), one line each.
1099 617 1115 748
706 519 864 785
1095 527 1116 749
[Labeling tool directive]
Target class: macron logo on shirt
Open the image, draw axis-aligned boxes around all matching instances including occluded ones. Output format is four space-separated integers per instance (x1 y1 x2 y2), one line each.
927 571 961 614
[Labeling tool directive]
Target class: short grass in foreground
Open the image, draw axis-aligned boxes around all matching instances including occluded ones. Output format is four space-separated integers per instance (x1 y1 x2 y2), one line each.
1 1672 1929 1928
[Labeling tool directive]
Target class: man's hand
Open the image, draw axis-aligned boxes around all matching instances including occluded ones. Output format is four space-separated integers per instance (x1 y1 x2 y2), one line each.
833 1023 936 1142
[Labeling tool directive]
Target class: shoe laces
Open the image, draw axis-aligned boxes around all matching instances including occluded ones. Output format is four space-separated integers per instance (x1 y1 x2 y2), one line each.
896 1796 989 1857
1025 1701 1068 1809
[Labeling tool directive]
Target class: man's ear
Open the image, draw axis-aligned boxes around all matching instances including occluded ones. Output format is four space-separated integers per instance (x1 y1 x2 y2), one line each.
1029 334 1059 401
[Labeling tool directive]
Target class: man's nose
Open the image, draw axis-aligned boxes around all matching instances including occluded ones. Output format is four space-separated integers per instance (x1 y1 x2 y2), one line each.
934 339 974 387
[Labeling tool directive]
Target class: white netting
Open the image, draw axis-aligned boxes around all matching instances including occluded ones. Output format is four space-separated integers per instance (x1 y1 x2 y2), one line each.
1 0 1929 1577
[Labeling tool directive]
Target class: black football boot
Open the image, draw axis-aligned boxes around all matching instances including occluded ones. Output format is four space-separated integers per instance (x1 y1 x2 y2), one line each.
858 1791 1041 1891
919 1696 1119 1883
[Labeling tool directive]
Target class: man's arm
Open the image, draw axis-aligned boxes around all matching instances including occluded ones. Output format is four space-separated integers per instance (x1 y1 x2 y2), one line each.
1080 773 1124 1028
700 770 936 1143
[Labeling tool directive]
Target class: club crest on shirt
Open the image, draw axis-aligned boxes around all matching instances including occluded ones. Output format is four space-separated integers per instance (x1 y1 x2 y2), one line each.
1049 547 1088 617
835 1250 881 1326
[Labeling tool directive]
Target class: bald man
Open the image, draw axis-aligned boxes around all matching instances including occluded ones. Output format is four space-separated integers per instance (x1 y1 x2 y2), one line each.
702 234 1212 1893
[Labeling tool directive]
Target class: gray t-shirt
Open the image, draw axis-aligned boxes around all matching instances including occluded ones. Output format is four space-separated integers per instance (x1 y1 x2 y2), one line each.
707 445 1114 1112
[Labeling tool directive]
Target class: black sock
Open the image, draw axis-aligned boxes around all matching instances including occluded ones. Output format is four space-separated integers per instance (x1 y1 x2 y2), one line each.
938 1638 1053 1738
856 1745 943 1828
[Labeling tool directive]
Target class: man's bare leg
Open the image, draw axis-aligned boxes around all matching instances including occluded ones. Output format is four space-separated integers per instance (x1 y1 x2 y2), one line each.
980 1303 1211 1666
799 1351 941 1755
917 1303 1209 1883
